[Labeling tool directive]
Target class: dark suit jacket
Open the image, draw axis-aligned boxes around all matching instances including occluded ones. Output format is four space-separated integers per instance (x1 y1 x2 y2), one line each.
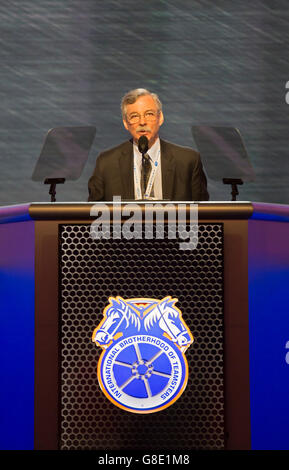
88 139 209 201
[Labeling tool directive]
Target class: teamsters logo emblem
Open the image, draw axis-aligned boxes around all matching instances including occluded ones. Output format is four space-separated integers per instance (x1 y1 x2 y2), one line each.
92 296 194 414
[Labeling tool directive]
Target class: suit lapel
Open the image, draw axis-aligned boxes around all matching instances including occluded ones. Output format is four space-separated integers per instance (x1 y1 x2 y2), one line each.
160 139 175 200
118 141 134 199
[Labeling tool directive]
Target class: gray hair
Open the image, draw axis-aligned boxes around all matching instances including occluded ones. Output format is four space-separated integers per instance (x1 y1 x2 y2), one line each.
121 88 162 119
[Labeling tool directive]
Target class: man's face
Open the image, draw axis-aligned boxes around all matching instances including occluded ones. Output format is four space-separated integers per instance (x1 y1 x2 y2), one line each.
123 94 164 148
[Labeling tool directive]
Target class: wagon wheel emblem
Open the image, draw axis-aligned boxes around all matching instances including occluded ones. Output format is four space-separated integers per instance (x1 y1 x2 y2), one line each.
93 297 194 413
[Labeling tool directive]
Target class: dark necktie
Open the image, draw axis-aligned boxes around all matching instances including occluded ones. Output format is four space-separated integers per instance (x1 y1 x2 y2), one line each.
141 153 154 198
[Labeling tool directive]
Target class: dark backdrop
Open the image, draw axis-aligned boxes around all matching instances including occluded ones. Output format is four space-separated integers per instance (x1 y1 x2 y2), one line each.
1 0 289 204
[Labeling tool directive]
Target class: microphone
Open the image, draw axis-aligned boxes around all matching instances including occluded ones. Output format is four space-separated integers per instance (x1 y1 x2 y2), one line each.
138 135 149 155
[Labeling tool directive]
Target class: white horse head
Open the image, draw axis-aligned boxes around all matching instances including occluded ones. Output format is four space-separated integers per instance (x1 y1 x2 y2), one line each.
143 297 193 351
92 297 141 348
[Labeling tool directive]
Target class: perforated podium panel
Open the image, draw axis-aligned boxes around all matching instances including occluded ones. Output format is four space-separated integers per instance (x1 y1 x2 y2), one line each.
59 223 224 450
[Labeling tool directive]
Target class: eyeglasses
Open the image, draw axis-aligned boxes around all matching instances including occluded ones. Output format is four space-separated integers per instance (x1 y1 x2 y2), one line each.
126 110 159 124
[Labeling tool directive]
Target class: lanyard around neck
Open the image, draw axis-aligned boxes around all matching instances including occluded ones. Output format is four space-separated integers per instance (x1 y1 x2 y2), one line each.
134 149 160 199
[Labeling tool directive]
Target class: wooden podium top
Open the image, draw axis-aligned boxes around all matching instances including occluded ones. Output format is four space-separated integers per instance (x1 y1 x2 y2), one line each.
0 201 289 224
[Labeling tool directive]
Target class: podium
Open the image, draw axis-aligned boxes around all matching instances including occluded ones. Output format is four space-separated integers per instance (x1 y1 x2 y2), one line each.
0 201 289 451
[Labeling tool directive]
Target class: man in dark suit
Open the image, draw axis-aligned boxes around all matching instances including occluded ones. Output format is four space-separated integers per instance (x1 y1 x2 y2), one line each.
88 88 209 201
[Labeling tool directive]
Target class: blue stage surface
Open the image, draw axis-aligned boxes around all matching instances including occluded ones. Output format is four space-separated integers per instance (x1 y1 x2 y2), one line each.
248 214 289 450
0 218 35 450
